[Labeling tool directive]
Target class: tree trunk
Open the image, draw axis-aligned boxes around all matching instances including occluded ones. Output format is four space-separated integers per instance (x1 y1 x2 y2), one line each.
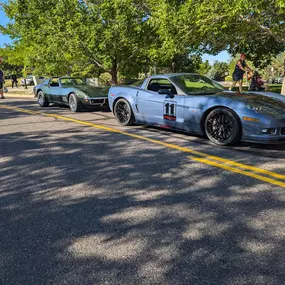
153 64 157 75
172 58 176 73
110 59 118 85
282 60 285 95
281 77 285 95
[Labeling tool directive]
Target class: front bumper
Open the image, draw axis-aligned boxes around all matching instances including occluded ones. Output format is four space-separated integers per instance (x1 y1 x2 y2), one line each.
243 126 285 144
81 97 108 107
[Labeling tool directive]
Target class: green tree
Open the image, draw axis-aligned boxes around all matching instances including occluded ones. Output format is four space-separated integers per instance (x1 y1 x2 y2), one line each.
170 53 202 73
178 0 285 67
198 60 211 75
2 0 154 84
206 61 229 81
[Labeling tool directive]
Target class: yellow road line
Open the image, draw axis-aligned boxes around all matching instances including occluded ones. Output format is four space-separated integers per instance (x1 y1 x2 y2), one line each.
190 156 285 188
198 153 285 180
0 105 41 115
1 103 285 188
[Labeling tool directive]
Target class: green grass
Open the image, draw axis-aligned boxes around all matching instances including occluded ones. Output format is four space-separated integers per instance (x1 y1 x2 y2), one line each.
231 84 282 94
185 81 213 88
3 78 25 88
268 84 282 94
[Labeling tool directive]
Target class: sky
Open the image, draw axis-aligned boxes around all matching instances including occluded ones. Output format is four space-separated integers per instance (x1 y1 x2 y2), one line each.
0 0 12 47
0 3 231 64
202 51 230 64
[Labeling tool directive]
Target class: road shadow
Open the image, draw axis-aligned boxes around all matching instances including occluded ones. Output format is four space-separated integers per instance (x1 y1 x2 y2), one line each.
1 120 285 285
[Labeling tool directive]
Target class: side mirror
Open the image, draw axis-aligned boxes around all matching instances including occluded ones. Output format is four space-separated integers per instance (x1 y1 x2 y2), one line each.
158 89 174 98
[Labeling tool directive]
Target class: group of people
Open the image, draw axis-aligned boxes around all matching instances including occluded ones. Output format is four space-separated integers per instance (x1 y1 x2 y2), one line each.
0 56 19 99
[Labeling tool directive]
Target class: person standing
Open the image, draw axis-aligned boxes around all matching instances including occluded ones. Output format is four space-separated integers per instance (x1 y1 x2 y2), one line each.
229 54 252 93
11 73 18 88
0 56 5 99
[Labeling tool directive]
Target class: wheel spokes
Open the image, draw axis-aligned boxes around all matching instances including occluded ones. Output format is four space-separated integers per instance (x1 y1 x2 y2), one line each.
207 112 235 142
116 102 130 123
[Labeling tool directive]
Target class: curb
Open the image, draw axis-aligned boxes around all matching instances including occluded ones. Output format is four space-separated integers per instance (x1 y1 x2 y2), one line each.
3 93 35 99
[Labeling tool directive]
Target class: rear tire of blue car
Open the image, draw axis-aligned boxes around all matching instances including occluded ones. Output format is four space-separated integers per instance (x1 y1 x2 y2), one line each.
114 99 135 126
69 93 82 112
37 91 49 107
205 108 241 146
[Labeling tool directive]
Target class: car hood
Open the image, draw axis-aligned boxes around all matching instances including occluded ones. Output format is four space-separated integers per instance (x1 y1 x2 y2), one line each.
216 91 285 117
75 85 110 98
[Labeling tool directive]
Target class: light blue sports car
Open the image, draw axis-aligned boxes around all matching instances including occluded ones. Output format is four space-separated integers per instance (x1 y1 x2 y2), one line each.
108 73 285 146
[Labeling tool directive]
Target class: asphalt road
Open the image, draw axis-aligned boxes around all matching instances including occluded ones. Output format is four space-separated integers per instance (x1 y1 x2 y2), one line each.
1 99 285 285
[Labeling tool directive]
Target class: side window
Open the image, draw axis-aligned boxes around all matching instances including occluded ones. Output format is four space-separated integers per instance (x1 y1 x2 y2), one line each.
60 78 73 86
147 79 177 94
49 78 59 87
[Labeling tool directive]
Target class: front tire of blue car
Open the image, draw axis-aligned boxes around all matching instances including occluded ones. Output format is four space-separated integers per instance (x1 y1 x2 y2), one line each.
205 108 241 146
114 99 135 126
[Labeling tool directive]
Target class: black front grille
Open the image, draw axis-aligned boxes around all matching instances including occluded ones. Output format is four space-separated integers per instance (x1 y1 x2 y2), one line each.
90 98 108 105
281 128 285 135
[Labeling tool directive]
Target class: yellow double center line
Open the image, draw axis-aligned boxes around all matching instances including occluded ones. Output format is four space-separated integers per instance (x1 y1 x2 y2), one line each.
1 104 285 188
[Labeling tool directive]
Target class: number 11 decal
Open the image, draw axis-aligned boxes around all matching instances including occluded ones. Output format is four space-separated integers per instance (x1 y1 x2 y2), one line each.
164 101 177 121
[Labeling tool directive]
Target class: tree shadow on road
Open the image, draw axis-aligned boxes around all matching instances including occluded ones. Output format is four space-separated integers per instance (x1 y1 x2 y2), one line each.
1 120 285 285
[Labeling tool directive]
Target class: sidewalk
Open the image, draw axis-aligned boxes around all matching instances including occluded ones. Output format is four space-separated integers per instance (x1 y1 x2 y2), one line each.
3 86 35 99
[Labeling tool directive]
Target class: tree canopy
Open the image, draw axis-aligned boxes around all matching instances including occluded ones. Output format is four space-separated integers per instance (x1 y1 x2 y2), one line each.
1 0 285 83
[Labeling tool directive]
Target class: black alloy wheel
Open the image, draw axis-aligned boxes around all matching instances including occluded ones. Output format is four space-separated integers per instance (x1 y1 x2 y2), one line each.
205 108 241 146
114 99 135 126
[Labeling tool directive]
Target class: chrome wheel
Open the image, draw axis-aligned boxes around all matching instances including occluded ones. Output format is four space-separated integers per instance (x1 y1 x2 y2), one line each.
37 91 49 107
38 94 44 106
68 93 83 112
69 94 77 112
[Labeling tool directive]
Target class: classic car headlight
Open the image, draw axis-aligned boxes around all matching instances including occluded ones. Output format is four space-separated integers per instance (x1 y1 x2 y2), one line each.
83 95 90 102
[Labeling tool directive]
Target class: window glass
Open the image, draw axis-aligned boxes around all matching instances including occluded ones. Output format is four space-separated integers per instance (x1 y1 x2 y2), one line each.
171 74 224 95
147 78 177 94
59 78 86 85
50 78 59 87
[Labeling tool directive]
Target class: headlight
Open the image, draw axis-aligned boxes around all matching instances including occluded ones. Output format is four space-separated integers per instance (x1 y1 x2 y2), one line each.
246 104 263 111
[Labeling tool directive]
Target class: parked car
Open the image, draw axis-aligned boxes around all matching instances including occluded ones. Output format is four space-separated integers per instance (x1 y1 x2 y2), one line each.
272 76 284 84
108 73 285 146
21 76 35 86
34 76 109 112
21 76 46 86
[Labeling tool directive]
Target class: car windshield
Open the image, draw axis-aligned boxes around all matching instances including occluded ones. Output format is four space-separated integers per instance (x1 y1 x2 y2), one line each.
60 78 86 86
171 74 225 95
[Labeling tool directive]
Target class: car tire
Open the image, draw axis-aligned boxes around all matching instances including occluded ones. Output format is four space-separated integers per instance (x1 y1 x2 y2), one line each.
205 108 241 146
37 91 49 107
114 98 135 126
30 81 35 86
69 93 82 112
